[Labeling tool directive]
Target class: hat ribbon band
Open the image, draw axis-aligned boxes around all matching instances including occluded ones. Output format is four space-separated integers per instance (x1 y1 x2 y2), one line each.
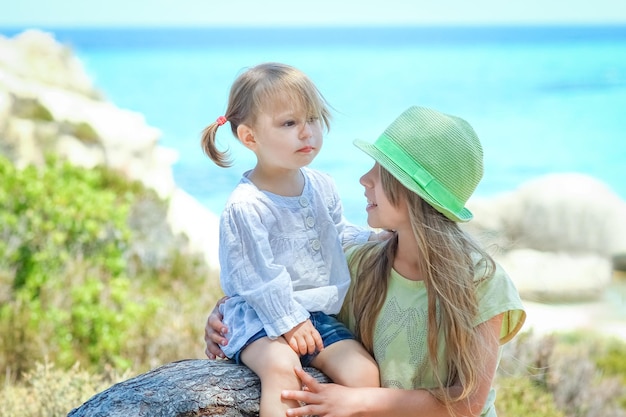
375 134 464 213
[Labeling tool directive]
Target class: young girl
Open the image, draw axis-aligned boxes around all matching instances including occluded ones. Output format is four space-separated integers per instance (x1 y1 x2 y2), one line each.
206 106 526 417
200 62 380 417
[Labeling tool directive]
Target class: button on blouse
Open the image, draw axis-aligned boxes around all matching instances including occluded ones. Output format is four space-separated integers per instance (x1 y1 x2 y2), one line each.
306 216 315 228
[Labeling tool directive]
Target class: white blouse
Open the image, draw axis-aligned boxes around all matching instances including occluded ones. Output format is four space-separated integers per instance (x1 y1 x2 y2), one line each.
218 167 370 358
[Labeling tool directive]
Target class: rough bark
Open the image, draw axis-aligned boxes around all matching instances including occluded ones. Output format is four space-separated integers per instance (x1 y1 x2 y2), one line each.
67 359 330 417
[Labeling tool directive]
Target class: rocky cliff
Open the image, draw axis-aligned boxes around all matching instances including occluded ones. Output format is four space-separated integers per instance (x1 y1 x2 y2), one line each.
0 29 219 268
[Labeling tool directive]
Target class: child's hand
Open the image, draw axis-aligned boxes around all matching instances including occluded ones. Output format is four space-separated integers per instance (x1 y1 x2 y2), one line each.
283 319 324 356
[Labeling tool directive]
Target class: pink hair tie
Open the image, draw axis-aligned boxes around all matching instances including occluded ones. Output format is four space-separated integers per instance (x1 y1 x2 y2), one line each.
216 116 227 126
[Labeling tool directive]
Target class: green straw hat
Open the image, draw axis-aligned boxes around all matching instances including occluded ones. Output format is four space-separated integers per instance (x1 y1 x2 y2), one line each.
354 106 483 222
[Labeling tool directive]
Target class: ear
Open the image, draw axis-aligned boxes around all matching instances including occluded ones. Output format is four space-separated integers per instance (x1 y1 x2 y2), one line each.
237 124 257 150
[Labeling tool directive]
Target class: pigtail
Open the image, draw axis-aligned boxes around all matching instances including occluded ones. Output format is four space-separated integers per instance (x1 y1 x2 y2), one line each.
201 120 232 168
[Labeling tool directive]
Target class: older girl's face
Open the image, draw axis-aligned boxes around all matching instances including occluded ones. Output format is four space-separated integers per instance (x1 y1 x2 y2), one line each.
359 163 409 231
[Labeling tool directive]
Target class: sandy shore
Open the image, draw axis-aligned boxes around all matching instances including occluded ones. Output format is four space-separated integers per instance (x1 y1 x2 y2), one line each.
522 296 626 340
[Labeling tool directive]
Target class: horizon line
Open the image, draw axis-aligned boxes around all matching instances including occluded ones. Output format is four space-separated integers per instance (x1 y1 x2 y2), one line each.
2 22 626 31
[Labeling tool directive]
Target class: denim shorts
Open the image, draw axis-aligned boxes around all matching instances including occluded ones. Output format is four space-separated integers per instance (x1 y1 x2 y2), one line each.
233 311 355 366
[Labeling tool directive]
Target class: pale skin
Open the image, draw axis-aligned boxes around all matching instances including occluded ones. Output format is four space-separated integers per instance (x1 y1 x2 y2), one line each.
227 102 379 416
207 162 505 417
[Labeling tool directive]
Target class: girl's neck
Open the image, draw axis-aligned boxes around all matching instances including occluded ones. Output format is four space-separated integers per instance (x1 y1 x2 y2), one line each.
248 166 304 197
393 230 423 281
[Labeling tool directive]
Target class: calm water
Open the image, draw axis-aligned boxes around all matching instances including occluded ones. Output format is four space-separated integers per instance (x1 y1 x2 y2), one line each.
3 25 626 226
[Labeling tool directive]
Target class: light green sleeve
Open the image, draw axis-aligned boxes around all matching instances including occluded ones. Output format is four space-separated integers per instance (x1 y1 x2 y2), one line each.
474 261 527 344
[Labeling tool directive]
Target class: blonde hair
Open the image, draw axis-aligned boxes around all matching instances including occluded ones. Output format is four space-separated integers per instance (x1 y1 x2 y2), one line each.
346 166 496 412
200 62 332 167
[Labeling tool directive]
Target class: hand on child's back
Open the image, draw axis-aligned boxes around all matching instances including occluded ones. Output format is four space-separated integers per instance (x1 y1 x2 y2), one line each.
283 319 324 356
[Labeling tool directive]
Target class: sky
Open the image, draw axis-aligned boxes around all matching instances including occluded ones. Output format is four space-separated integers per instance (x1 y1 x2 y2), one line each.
2 0 626 28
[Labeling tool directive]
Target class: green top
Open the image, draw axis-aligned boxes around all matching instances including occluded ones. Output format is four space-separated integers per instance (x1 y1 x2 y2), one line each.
344 250 526 416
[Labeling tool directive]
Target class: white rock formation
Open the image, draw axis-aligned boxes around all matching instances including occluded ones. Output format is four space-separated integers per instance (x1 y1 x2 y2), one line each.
0 29 219 270
466 173 626 301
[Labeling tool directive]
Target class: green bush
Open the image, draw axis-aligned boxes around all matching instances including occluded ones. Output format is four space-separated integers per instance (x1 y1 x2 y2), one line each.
0 155 156 376
498 331 626 417
496 376 565 417
595 338 626 383
594 338 626 409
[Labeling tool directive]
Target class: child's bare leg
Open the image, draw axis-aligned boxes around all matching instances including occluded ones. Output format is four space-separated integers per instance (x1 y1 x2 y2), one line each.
241 336 302 416
310 339 380 387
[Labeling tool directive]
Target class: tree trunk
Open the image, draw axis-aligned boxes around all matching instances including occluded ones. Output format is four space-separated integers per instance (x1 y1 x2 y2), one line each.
67 359 330 417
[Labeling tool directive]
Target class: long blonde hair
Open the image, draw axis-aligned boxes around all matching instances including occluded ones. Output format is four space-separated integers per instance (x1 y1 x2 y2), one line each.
200 62 331 167
346 166 495 410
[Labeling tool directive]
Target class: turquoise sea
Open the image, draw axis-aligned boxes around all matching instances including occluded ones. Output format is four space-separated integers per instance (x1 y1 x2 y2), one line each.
3 25 626 225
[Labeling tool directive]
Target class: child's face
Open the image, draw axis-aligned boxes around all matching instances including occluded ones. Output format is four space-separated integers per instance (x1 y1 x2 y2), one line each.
360 163 409 231
250 101 323 171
